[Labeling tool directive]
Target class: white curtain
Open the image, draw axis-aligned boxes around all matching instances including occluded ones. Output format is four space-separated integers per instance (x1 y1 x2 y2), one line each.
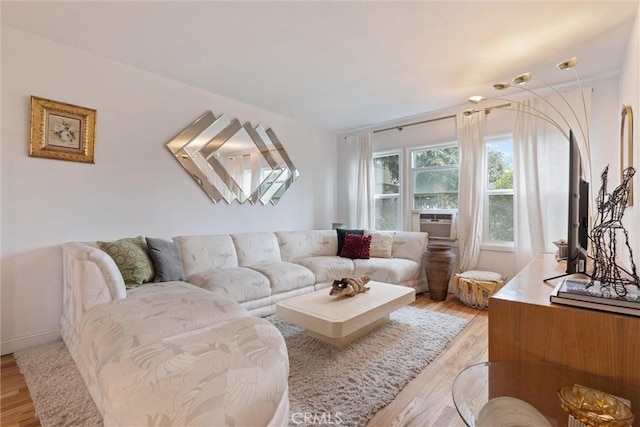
249 152 261 193
457 111 485 271
345 132 374 229
513 88 592 270
514 100 547 269
224 156 244 198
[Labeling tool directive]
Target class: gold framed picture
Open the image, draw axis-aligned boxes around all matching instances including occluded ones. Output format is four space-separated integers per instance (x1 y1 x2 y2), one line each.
29 96 96 163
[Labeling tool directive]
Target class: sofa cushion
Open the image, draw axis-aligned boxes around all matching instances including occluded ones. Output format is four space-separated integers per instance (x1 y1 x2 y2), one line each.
276 230 337 260
173 234 238 275
366 231 395 258
294 256 355 282
77 281 288 427
145 237 185 282
98 317 289 427
248 262 316 294
340 233 371 259
353 257 422 284
232 232 282 266
97 236 154 287
392 231 429 263
81 282 249 364
186 267 271 303
336 228 364 255
96 316 288 427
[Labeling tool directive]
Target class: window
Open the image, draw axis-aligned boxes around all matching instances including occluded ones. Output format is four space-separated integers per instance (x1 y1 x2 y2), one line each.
411 145 459 210
373 152 401 230
485 137 514 243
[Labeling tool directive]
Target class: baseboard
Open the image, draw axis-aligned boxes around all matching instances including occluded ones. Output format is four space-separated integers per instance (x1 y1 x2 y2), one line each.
1 328 61 355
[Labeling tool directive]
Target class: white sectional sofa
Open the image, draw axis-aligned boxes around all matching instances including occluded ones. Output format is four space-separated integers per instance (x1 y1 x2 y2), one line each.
61 229 428 426
176 230 429 316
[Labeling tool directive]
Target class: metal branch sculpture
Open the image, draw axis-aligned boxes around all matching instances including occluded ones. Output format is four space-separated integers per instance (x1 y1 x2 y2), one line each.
589 165 639 296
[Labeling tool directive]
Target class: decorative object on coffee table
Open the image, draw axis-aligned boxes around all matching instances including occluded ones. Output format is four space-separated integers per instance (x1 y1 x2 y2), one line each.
329 276 371 297
453 360 640 427
558 384 634 427
453 270 506 309
424 244 455 301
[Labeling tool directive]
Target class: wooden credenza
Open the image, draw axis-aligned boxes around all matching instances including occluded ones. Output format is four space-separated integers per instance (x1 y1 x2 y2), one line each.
488 252 640 388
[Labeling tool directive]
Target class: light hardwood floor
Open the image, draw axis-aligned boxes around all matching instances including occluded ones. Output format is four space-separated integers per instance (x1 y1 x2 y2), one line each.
0 294 488 427
1 352 38 426
367 294 488 427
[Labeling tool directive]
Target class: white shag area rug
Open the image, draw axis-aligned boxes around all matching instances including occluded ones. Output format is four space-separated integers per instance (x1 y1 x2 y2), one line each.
13 340 102 427
15 306 468 427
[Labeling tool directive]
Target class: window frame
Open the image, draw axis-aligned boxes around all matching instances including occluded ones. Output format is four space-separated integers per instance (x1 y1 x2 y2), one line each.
482 134 515 250
372 149 403 231
409 142 459 212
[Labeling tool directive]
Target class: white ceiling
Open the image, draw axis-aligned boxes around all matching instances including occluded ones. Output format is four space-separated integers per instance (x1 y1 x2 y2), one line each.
2 1 638 132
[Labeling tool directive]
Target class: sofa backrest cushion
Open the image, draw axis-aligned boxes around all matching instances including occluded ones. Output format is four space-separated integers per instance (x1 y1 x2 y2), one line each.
173 234 238 276
231 232 282 266
366 231 395 258
275 230 338 261
392 231 429 263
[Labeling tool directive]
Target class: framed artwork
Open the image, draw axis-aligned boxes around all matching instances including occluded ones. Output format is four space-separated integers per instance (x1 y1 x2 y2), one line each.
29 96 96 163
620 105 633 206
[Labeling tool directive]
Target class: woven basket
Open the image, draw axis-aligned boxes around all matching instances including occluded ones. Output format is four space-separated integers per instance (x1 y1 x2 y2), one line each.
453 271 506 309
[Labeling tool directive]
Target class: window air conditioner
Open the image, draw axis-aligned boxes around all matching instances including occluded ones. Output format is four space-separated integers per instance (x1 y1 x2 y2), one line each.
411 210 457 240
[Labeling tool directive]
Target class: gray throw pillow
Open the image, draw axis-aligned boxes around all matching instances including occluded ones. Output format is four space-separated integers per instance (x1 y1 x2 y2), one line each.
145 237 185 282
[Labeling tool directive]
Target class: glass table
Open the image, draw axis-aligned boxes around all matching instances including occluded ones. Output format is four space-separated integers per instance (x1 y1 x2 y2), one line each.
452 361 639 427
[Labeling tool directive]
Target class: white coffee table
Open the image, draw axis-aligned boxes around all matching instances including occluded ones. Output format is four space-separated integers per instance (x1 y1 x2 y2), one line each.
276 281 415 347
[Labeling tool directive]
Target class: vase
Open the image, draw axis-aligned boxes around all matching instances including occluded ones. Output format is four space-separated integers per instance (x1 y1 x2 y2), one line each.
424 244 455 301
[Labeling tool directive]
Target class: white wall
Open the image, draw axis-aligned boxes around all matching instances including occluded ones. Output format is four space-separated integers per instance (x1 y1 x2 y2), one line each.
1 27 337 354
619 8 639 271
337 75 623 282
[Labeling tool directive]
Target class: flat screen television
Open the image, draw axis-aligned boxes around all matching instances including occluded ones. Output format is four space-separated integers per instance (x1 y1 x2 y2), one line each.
566 129 589 275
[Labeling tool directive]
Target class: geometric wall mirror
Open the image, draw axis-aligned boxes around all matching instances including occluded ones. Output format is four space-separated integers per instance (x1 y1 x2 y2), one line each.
166 111 299 205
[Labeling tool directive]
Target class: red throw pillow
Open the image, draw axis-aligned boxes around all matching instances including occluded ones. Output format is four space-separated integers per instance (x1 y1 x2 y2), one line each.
340 233 371 259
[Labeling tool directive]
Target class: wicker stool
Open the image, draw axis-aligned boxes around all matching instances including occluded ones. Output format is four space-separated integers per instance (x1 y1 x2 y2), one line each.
453 270 506 309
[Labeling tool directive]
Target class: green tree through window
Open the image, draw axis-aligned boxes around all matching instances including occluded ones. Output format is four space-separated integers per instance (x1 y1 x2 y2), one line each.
412 146 459 210
486 139 514 242
373 153 400 230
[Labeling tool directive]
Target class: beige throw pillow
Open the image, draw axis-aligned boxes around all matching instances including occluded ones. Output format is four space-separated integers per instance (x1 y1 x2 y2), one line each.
366 231 395 258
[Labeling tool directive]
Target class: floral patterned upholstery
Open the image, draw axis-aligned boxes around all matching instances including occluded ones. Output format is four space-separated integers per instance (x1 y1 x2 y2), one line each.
97 316 289 427
276 230 337 260
74 282 289 426
232 232 283 265
249 261 316 294
353 258 422 286
392 231 429 263
186 266 271 302
173 234 238 275
294 256 356 282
